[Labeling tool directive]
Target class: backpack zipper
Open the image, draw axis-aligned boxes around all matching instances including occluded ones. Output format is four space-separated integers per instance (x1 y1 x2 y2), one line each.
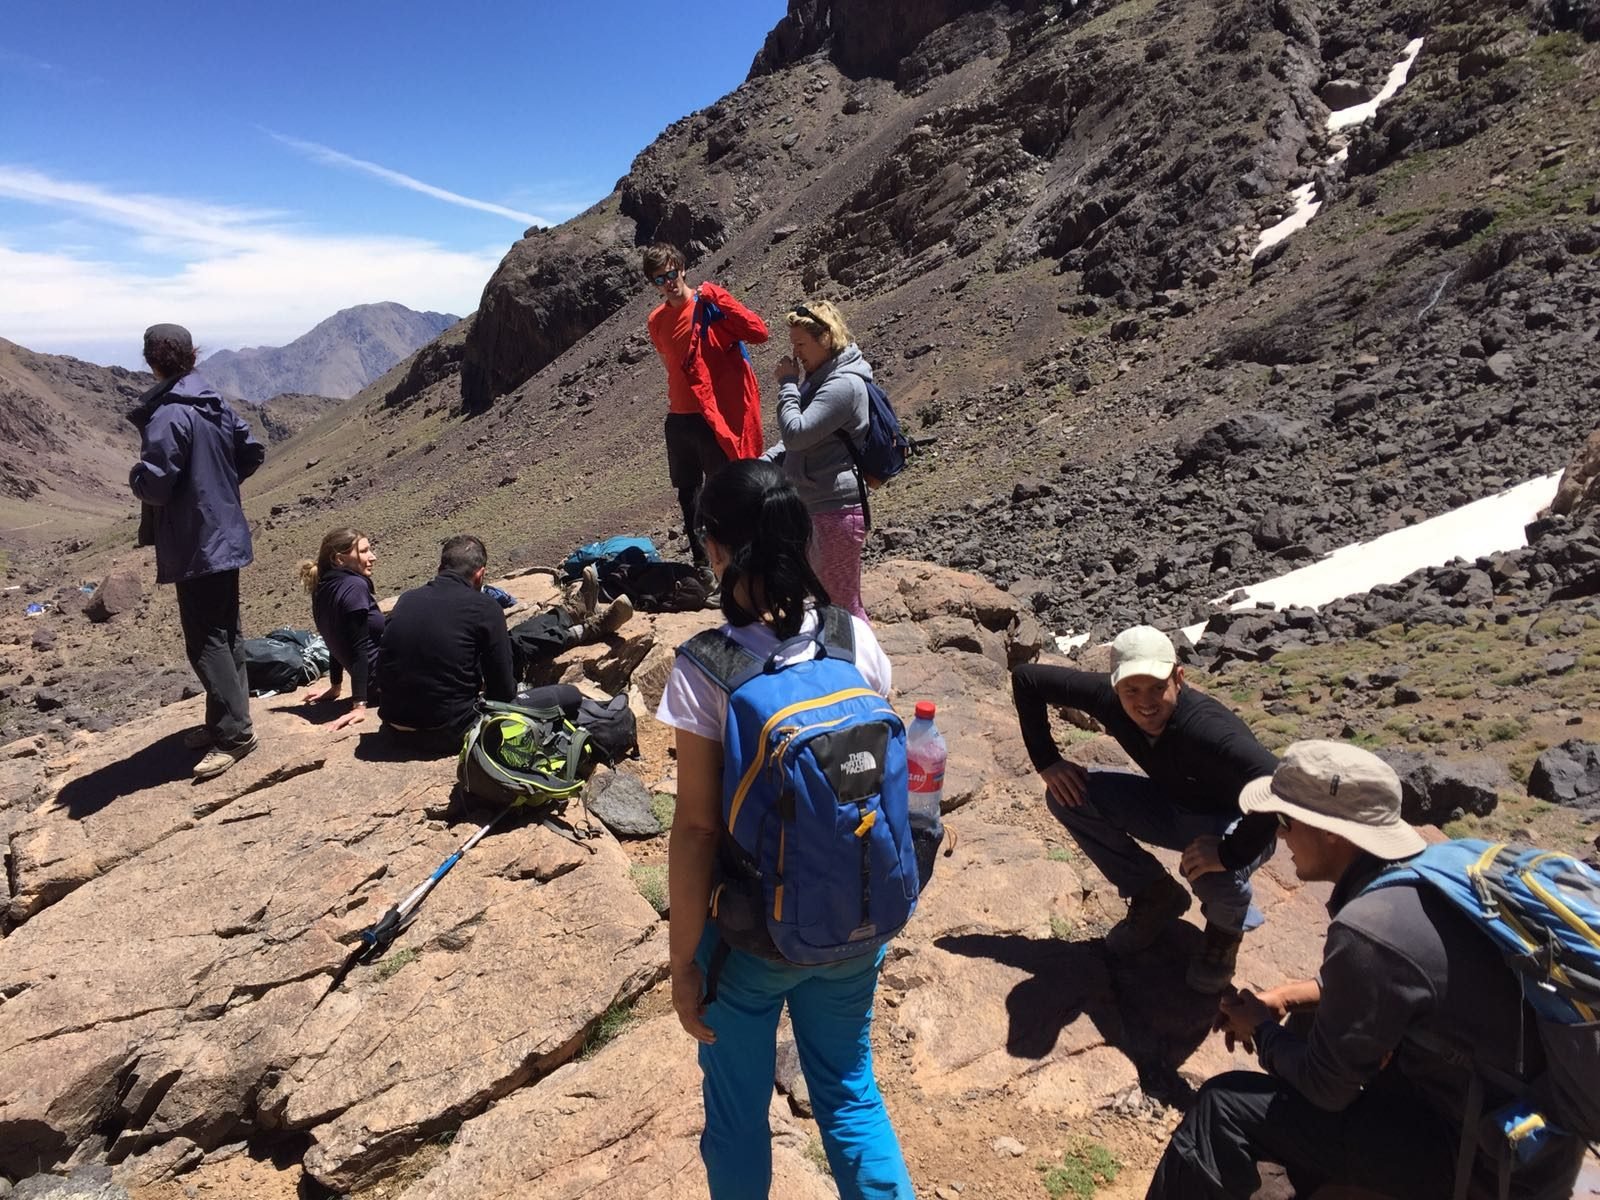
727 687 884 827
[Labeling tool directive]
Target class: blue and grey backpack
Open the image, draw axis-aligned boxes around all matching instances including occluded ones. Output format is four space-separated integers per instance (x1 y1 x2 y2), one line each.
678 606 921 967
836 379 913 530
1365 839 1600 1198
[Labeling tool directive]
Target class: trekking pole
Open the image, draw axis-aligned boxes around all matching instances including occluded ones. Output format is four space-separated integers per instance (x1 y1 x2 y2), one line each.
321 803 514 997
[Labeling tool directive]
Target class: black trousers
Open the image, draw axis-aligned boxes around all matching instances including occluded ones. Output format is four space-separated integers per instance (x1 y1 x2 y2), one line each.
664 412 727 566
1147 1068 1460 1200
174 569 253 748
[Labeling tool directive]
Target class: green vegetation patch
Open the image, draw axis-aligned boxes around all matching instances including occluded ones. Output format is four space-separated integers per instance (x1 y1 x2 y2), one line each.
374 947 419 981
1039 1138 1122 1199
630 864 669 915
581 1000 639 1058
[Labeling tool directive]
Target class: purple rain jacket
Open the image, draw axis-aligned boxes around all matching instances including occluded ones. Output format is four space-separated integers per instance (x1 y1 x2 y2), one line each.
129 371 266 584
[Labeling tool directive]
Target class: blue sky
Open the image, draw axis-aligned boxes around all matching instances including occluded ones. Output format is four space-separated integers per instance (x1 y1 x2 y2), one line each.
0 0 789 366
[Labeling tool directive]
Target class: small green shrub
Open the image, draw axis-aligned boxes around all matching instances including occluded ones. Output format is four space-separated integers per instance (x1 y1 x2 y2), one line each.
1486 719 1523 742
650 792 677 828
581 1001 638 1058
804 1134 833 1177
630 864 669 915
1047 847 1072 863
1050 914 1076 940
375 948 418 981
1039 1139 1122 1199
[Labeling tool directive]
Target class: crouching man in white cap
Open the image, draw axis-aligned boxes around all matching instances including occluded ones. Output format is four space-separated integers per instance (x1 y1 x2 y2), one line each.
1148 740 1583 1200
1011 624 1279 993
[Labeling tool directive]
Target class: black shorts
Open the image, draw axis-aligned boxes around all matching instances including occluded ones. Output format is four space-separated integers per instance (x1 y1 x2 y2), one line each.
664 412 728 490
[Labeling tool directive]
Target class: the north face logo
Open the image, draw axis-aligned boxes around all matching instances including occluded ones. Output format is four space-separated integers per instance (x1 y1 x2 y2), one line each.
841 751 878 776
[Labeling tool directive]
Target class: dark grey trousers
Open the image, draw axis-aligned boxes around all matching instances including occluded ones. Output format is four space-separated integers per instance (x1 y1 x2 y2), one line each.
174 569 253 748
1147 1068 1458 1200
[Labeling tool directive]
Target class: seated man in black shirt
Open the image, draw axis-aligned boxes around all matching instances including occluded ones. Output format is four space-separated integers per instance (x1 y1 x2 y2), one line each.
1011 625 1278 993
377 534 515 751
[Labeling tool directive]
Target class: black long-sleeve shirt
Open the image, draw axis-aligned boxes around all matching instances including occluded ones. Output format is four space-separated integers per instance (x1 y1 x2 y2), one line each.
377 572 515 734
1010 663 1278 869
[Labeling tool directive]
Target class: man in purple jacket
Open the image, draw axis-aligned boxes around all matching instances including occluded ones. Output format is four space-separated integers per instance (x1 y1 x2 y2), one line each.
130 323 266 779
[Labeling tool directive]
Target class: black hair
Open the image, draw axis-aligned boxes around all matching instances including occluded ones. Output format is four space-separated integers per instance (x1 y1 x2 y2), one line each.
696 459 829 638
439 533 487 578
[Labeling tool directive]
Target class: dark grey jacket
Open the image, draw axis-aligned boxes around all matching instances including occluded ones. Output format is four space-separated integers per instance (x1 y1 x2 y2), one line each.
769 343 872 513
129 372 265 584
1255 853 1583 1199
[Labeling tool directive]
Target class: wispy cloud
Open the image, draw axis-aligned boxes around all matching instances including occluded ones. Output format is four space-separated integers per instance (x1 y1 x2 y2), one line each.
269 132 548 226
0 164 501 363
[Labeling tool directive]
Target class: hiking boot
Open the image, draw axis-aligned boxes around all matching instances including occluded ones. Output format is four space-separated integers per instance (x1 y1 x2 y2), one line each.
699 566 721 608
182 726 216 750
1104 873 1191 957
1186 922 1244 994
579 564 600 616
193 735 258 781
574 595 635 645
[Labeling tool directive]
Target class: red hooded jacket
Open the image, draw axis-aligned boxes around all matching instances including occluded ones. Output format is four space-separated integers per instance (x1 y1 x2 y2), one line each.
649 282 768 460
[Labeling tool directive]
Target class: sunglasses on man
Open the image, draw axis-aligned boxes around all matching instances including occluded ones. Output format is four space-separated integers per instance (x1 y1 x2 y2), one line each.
647 269 681 287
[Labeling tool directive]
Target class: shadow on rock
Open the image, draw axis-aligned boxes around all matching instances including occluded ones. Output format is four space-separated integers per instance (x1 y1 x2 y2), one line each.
52 729 193 819
351 728 460 763
936 923 1214 1108
268 700 349 727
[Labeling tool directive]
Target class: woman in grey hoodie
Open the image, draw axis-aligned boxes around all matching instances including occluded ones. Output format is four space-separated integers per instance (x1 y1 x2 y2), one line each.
768 300 873 619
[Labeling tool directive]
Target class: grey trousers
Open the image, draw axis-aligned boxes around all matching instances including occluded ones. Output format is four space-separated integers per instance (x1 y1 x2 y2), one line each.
174 569 253 748
1048 767 1273 934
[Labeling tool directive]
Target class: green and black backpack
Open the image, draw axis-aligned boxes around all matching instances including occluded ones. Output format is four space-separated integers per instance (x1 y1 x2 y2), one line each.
458 700 600 846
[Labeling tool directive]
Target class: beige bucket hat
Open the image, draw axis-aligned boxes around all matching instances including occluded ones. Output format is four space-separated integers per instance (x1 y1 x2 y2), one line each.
1239 739 1426 860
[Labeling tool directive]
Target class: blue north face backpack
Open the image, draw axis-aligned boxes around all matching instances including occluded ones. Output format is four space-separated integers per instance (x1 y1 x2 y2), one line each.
1365 839 1600 1196
678 606 919 967
837 379 913 530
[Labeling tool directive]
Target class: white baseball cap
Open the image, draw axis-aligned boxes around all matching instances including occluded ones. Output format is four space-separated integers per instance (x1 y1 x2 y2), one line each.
1109 625 1177 687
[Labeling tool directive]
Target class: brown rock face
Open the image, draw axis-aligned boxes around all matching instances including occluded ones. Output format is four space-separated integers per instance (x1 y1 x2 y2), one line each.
1551 429 1600 518
458 205 641 413
749 0 1025 81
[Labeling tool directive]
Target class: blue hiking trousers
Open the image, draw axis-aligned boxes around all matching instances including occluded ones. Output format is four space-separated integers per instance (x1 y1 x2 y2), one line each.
694 929 914 1199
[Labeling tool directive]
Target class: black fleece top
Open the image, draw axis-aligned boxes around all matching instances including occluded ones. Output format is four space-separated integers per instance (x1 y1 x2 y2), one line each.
1255 854 1579 1199
311 567 385 703
376 572 515 734
1010 663 1278 870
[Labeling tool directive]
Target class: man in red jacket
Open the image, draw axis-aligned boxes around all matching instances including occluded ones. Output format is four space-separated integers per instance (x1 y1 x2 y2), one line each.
643 243 768 581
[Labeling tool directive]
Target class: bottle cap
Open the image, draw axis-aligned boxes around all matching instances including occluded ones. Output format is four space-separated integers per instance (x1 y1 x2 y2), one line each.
914 701 936 720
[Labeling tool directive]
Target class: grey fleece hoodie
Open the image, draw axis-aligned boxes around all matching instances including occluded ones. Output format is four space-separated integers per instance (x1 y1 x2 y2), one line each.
769 342 872 513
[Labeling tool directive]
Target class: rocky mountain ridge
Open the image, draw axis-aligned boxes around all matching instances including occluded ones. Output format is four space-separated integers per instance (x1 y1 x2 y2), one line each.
200 303 460 404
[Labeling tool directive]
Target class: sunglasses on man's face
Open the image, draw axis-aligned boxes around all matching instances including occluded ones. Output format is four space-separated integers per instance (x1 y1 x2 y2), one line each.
1276 812 1294 832
648 269 681 287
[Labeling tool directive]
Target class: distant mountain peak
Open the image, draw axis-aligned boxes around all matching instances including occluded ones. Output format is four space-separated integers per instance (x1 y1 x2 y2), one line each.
200 303 460 403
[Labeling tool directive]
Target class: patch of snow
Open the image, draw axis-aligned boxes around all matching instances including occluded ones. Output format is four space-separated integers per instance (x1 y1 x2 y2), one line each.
1252 182 1323 259
1327 38 1426 132
1054 631 1093 655
1249 36 1425 258
1180 472 1562 643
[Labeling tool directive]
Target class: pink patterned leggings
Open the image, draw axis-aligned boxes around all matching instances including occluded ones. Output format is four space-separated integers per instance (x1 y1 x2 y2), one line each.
808 505 868 622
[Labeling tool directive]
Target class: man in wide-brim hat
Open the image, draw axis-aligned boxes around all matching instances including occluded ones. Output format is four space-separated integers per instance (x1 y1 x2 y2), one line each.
1145 740 1583 1200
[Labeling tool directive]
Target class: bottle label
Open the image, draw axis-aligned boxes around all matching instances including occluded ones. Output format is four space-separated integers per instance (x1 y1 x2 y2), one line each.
908 763 945 793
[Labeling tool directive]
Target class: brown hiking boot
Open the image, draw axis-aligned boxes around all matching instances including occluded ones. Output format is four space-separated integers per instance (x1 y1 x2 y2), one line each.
1105 873 1191 957
1186 922 1244 994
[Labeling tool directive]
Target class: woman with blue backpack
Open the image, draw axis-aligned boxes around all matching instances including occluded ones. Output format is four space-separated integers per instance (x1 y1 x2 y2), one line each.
656 458 917 1199
767 300 876 621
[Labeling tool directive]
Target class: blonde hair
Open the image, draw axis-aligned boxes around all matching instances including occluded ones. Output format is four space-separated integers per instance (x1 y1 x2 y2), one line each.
298 527 365 593
786 300 852 355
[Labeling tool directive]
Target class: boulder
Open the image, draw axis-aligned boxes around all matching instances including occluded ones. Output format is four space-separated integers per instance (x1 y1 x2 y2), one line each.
1375 750 1506 823
1550 429 1600 519
1175 412 1307 477
1527 741 1600 811
11 1165 127 1200
83 569 144 624
587 772 662 839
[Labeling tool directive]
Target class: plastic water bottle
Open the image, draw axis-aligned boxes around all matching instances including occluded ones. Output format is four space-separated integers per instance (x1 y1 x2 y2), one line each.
906 701 947 818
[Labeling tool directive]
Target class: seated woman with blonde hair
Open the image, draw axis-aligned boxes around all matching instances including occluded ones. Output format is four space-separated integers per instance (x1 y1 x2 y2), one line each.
298 527 384 731
768 299 874 621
